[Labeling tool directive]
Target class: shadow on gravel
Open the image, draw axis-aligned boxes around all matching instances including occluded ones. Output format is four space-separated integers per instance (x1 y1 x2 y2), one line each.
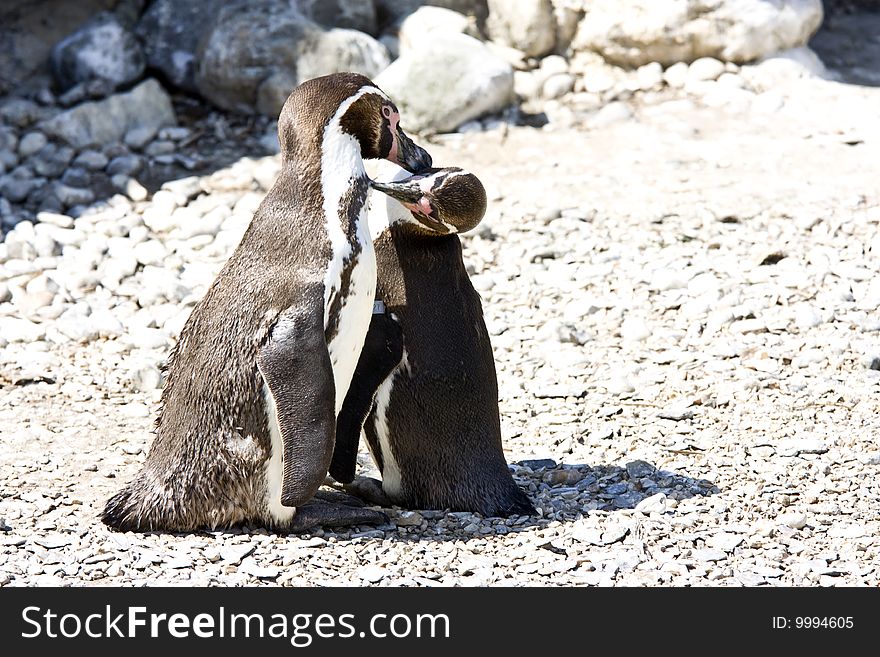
252 459 719 544
101 460 719 546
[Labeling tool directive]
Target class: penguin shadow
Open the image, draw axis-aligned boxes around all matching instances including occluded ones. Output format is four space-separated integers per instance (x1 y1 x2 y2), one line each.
513 459 719 518
252 459 721 545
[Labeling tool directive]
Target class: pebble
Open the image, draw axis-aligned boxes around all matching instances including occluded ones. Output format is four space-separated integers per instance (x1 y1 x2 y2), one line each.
356 565 388 583
106 154 143 177
395 511 423 527
18 132 48 158
73 150 109 171
778 512 808 530
635 493 667 514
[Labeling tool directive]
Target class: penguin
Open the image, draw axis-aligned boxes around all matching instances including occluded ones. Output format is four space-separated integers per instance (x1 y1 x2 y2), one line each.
102 73 432 532
330 164 535 517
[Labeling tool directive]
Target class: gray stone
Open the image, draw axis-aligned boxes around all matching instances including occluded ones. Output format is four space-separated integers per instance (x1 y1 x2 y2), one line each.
32 144 75 178
395 511 423 527
18 132 48 158
50 12 145 93
73 150 109 171
136 0 224 93
626 460 655 479
487 0 556 58
0 176 39 203
613 491 644 508
376 33 513 133
124 126 158 150
573 0 824 67
41 79 177 148
518 459 556 470
0 98 44 128
196 1 389 116
54 184 95 208
144 140 175 157
299 0 378 35
61 167 91 188
106 154 143 177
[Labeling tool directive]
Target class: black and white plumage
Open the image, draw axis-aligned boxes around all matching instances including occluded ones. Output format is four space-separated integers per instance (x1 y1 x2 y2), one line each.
102 73 431 532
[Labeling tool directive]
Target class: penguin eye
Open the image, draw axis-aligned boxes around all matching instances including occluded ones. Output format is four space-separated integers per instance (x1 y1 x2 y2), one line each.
381 105 393 120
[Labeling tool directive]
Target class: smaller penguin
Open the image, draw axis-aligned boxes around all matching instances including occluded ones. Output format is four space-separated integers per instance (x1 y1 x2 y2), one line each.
331 164 535 517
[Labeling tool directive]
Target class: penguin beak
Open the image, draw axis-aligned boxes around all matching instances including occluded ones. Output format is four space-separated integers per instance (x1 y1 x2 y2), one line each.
393 128 433 173
370 178 424 205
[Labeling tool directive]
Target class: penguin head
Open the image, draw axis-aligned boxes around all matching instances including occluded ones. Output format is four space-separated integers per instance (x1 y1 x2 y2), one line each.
278 72 432 173
371 167 487 234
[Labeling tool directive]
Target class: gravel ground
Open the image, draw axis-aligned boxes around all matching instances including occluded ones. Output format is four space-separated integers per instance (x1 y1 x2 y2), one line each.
1 60 879 587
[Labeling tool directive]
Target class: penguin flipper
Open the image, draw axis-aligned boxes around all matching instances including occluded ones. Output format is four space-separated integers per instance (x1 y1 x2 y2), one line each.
258 308 336 509
331 312 403 483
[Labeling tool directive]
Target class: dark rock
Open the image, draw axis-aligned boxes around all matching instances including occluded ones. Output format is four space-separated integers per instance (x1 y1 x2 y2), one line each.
612 491 645 508
106 153 143 176
73 150 109 170
0 0 122 96
32 144 75 177
136 0 223 93
0 176 39 203
299 0 378 35
518 458 557 470
50 12 145 93
625 460 655 480
0 98 44 128
604 482 628 495
53 183 95 208
61 167 91 187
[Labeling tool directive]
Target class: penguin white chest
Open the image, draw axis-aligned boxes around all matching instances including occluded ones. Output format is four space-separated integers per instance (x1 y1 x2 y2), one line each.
326 237 376 413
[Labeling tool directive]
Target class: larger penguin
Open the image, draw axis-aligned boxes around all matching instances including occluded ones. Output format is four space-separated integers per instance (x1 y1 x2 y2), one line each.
331 164 535 517
102 73 432 532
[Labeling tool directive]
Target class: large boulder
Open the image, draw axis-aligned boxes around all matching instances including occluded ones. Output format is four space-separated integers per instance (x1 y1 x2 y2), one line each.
40 78 176 148
374 0 489 30
486 0 557 58
298 0 378 35
50 11 145 93
0 0 126 95
398 6 477 55
195 0 389 116
573 0 824 67
136 0 223 93
376 33 514 133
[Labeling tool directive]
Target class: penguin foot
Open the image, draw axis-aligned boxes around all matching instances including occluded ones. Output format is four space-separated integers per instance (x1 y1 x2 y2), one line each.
287 499 388 532
312 489 366 507
343 476 392 507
